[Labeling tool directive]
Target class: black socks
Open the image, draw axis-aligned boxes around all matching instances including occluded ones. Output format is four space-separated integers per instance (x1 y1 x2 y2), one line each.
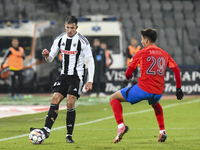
44 104 59 129
66 107 76 135
44 104 76 136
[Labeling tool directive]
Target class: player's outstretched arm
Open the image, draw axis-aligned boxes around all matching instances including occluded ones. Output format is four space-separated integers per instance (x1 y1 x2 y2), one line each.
171 65 184 100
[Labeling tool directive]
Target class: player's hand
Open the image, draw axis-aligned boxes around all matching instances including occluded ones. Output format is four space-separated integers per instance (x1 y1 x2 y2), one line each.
42 49 49 58
85 82 92 92
126 74 133 80
176 88 184 100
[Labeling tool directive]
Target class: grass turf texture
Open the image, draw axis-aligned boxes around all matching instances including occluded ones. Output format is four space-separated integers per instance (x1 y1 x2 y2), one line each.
0 94 110 106
0 96 200 150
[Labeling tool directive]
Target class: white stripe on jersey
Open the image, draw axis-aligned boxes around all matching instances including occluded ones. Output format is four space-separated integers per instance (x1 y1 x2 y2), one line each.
50 32 92 81
68 36 78 75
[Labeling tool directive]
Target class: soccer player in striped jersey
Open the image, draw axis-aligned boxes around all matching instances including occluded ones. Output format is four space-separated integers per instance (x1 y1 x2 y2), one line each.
30 16 95 143
110 28 184 143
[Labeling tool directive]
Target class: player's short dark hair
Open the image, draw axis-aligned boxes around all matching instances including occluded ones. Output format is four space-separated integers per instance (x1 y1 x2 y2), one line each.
65 16 78 25
141 28 157 43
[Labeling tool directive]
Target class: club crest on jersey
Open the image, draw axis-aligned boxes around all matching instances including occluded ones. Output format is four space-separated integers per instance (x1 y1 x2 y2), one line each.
73 43 76 47
61 49 77 55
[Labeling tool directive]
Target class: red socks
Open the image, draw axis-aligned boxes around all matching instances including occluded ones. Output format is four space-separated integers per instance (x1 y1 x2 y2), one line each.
110 99 124 125
152 103 165 130
110 99 165 130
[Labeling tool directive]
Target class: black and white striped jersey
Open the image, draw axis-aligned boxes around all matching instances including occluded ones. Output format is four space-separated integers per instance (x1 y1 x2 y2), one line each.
48 32 93 80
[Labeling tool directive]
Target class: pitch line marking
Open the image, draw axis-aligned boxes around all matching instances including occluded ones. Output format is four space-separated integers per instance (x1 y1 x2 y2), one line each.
0 98 199 142
75 128 199 131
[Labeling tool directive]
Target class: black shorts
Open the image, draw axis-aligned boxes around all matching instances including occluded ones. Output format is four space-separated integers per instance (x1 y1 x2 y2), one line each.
52 74 83 99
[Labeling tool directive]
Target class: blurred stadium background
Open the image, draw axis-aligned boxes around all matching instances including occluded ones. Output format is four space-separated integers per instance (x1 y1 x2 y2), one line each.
0 0 200 95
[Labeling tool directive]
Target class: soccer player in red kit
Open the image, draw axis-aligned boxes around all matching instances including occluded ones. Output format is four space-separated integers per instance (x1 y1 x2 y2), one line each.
110 28 184 143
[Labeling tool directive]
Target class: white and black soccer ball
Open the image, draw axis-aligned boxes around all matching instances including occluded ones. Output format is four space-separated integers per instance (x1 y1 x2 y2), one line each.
29 129 45 144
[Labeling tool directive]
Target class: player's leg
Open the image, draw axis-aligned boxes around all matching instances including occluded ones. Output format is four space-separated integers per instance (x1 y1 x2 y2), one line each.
110 90 129 143
152 102 167 142
152 103 165 133
41 74 67 138
30 92 64 138
148 94 167 142
110 91 127 126
44 92 64 133
110 84 151 143
65 76 82 143
66 94 77 143
30 74 67 139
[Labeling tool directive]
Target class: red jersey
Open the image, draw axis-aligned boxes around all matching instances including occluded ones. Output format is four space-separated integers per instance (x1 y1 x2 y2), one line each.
128 45 177 94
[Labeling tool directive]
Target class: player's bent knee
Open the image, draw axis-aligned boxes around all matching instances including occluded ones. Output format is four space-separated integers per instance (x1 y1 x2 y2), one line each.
109 92 118 102
109 94 114 102
50 92 64 104
51 97 60 105
50 95 63 105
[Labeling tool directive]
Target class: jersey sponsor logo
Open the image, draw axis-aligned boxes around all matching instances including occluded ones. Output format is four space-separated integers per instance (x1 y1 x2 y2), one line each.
61 49 77 55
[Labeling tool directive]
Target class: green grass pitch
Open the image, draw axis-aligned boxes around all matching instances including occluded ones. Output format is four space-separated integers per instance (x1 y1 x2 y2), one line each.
0 95 200 150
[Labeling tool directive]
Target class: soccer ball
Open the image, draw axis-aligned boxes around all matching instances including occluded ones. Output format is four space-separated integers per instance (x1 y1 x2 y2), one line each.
29 129 45 144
